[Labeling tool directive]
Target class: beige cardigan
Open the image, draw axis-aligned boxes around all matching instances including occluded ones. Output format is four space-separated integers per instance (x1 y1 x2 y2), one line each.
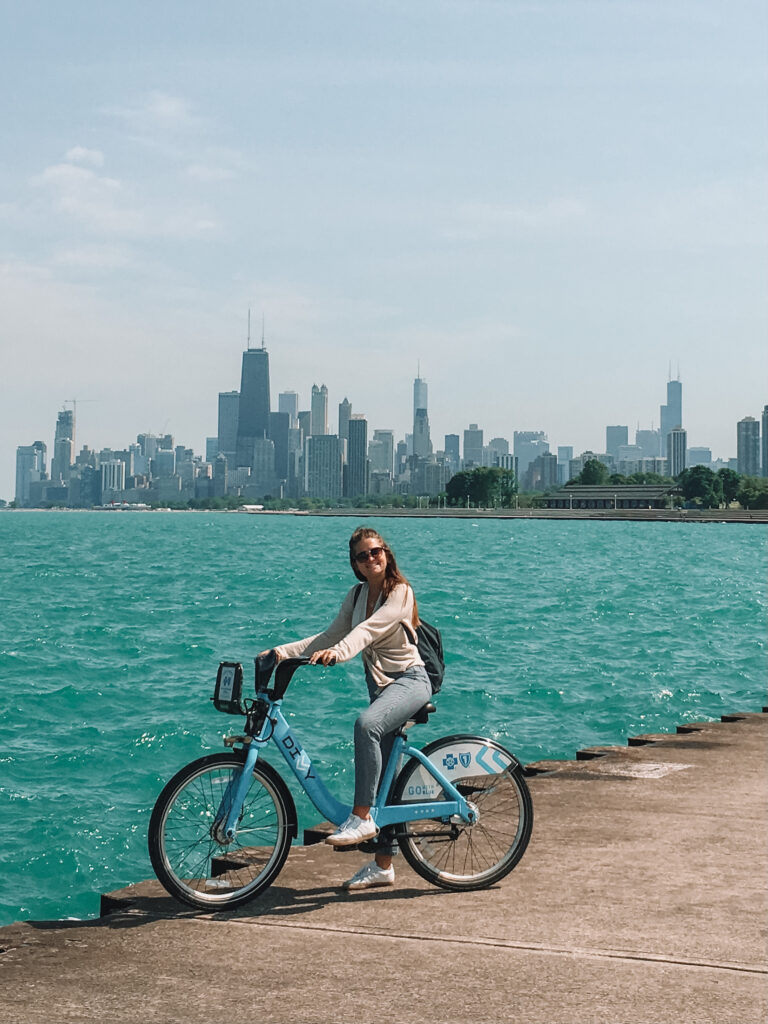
274 582 423 689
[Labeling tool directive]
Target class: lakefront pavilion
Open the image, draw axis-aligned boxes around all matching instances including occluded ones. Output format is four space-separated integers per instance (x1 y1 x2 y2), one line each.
542 484 675 510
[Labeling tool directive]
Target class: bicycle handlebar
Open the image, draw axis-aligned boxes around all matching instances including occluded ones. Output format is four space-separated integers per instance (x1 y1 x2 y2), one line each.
267 655 335 702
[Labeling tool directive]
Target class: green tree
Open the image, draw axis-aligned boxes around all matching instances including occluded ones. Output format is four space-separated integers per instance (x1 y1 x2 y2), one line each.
446 467 517 506
678 465 722 509
577 459 610 485
717 468 741 505
736 476 768 510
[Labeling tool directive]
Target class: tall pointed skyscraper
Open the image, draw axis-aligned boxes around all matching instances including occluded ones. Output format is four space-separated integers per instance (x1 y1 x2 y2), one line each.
412 374 432 458
236 317 271 469
660 374 682 457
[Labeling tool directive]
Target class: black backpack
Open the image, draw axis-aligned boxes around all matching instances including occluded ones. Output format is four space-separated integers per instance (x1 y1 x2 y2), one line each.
354 584 445 694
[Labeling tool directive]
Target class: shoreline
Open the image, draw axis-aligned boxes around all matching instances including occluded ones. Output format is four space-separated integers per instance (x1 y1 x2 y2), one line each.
2 506 767 523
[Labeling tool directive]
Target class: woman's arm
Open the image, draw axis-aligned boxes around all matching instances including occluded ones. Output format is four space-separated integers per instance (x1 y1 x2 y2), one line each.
272 586 358 661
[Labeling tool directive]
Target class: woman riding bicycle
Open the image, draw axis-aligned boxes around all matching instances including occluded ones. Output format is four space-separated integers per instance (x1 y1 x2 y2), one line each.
263 526 431 891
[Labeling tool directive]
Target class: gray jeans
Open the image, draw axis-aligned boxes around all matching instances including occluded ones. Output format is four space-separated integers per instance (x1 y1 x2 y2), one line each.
354 664 432 855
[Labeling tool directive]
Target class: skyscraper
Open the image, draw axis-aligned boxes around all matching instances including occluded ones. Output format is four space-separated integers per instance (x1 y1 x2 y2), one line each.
463 424 484 467
667 427 687 477
338 398 352 444
346 416 368 498
306 434 342 498
217 391 239 463
762 406 768 478
444 434 460 477
15 442 47 506
310 384 328 436
370 430 395 476
278 391 299 429
236 345 270 468
413 408 432 458
636 428 661 458
413 376 428 419
737 416 760 476
412 376 432 457
268 411 290 481
514 431 549 477
660 377 682 456
606 426 628 463
51 409 74 483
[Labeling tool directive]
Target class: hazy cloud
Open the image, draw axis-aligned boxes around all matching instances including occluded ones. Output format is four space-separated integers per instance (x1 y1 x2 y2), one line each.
64 147 105 168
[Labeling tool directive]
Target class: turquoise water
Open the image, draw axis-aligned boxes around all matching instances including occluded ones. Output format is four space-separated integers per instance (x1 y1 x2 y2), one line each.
0 510 765 926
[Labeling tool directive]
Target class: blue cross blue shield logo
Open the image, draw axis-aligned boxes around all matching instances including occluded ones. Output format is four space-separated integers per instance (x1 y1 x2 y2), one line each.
459 752 472 768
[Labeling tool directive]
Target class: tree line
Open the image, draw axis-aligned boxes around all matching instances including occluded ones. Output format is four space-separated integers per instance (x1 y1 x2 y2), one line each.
568 459 768 510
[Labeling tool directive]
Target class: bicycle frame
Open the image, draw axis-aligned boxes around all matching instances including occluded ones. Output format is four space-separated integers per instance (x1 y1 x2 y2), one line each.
218 693 475 841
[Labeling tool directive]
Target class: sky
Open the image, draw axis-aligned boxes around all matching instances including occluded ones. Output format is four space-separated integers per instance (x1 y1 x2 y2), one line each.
1 0 766 499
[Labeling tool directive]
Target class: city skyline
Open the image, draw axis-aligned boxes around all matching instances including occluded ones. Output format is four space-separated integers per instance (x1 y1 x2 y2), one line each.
11 347 767 506
1 2 766 499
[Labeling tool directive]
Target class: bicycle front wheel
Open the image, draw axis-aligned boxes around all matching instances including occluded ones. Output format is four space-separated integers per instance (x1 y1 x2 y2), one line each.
148 752 296 910
393 734 533 891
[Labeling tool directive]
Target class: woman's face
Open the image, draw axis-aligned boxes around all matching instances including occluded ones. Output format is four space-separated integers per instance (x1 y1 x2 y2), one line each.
352 535 388 584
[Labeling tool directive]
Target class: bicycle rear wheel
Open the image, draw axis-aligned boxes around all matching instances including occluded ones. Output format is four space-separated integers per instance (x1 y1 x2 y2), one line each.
148 752 296 910
393 734 532 891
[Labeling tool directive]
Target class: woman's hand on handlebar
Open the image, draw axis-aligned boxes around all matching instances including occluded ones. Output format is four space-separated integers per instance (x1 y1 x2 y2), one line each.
308 649 337 666
259 648 284 663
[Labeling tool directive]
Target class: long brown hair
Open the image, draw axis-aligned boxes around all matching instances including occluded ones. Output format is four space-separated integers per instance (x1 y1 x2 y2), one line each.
348 527 419 627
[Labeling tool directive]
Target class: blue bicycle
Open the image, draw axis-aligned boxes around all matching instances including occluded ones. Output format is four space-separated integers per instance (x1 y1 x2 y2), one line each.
148 657 533 909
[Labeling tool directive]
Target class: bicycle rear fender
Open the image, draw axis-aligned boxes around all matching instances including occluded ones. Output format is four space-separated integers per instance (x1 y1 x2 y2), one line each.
399 734 521 798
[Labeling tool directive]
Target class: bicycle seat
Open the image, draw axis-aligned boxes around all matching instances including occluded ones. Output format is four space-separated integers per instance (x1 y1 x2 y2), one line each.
409 702 437 726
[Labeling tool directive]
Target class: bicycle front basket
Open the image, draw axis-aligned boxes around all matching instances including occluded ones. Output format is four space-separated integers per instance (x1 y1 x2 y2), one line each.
212 661 246 714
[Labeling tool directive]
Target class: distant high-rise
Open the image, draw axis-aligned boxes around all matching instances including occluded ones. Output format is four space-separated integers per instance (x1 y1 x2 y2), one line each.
306 434 342 498
557 446 573 485
514 431 549 477
737 416 760 476
297 410 311 440
338 398 352 444
413 376 428 419
310 384 329 437
370 430 395 476
762 406 768 478
236 343 271 468
412 376 431 458
413 408 432 458
278 391 299 429
687 447 712 468
636 428 661 458
463 424 484 467
606 426 628 463
346 417 368 498
51 409 75 483
217 391 239 462
444 434 460 475
15 441 47 506
667 427 687 477
268 411 290 481
660 377 682 457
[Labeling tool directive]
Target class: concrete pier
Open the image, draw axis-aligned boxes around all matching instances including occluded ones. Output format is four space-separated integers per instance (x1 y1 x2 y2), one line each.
1 712 766 1024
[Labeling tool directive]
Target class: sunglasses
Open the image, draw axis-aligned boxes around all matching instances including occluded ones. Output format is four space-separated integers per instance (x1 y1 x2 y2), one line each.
354 546 385 564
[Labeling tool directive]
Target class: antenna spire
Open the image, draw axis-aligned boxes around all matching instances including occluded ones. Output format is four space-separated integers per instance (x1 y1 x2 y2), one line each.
261 314 265 350
247 308 251 348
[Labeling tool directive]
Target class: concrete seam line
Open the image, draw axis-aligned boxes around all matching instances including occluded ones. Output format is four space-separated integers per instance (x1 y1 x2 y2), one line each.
104 911 767 976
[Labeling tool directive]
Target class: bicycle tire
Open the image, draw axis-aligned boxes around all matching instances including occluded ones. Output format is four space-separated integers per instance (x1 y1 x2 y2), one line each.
148 752 296 910
392 733 533 891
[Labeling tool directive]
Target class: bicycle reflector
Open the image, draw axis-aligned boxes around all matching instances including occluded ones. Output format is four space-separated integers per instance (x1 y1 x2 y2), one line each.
212 662 246 714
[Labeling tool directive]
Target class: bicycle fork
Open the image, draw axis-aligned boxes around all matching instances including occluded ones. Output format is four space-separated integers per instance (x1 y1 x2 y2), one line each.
211 742 261 844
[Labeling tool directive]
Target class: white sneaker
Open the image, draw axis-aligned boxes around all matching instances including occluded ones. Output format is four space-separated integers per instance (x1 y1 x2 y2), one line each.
326 813 379 847
343 860 395 891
